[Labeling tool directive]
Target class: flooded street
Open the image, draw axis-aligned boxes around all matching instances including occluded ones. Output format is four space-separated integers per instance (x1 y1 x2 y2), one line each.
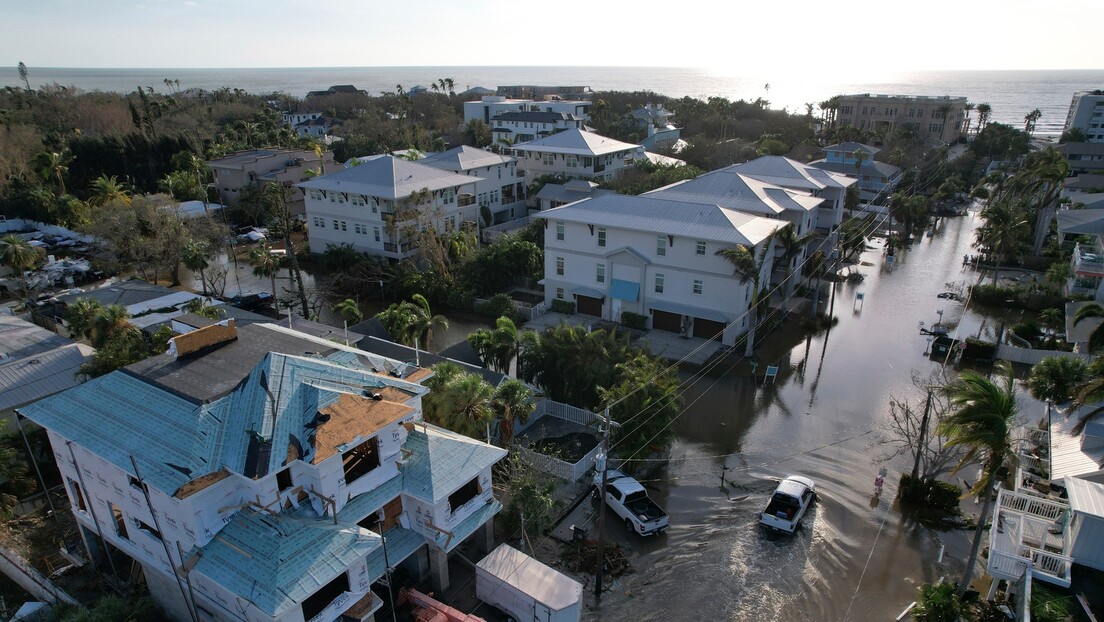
588 207 1044 621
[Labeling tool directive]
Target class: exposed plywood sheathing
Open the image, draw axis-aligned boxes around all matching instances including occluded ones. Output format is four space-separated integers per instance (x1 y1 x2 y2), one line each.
375 386 416 404
311 393 414 464
169 320 237 359
175 468 232 499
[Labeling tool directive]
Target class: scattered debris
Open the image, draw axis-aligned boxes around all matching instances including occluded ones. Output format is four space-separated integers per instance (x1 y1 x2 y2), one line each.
560 540 632 577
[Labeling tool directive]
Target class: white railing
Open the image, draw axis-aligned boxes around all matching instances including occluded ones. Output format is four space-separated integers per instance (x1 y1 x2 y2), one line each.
481 216 532 244
988 489 1074 587
1019 453 1046 475
511 399 601 481
998 489 1067 521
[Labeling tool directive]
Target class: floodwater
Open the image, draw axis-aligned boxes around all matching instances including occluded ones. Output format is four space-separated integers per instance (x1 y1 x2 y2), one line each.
587 207 1044 621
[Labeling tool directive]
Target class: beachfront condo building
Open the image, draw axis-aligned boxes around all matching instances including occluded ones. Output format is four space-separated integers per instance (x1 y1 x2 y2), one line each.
1064 90 1104 143
463 95 591 126
833 94 968 145
208 149 339 218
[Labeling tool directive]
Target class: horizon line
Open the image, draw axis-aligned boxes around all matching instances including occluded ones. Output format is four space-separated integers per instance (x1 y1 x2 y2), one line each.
8 64 1104 73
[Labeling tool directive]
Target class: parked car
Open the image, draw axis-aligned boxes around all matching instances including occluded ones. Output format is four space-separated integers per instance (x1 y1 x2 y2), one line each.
593 470 669 536
759 475 816 534
226 292 273 312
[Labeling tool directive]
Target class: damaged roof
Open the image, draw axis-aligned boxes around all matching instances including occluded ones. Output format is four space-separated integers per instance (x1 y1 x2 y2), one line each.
401 425 507 503
20 348 426 496
192 507 380 617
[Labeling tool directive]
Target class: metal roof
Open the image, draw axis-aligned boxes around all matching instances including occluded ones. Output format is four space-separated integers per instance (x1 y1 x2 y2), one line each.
512 128 639 157
648 171 824 215
823 142 880 156
420 145 514 172
491 111 581 123
55 279 182 309
1072 193 1104 209
0 343 93 411
298 156 480 200
809 159 902 180
1057 209 1104 236
570 286 605 299
1065 475 1104 518
610 279 639 302
649 299 731 323
192 507 381 617
21 346 428 495
401 424 507 503
0 315 73 364
477 544 582 611
537 194 786 247
1049 404 1104 480
726 155 854 191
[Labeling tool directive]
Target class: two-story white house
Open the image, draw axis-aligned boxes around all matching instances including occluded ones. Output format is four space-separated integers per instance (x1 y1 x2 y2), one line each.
489 111 585 145
512 129 642 183
298 156 480 260
724 156 854 235
537 194 787 344
463 96 591 126
419 146 527 225
18 321 507 622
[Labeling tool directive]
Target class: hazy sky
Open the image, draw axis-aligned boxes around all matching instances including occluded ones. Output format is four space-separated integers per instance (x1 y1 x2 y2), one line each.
2 0 1100 72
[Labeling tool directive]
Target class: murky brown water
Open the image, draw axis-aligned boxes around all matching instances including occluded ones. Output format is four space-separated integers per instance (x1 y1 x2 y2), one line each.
586 207 1044 621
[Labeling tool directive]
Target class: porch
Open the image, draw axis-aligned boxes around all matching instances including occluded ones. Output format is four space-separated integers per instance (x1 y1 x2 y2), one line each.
987 488 1073 588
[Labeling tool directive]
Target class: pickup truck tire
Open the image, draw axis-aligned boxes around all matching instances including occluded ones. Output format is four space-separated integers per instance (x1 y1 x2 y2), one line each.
625 518 634 533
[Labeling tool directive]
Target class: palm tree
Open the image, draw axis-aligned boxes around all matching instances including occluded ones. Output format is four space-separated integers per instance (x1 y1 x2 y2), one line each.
0 235 41 301
250 242 282 313
264 184 310 316
939 364 1019 597
181 240 211 295
774 224 816 297
63 298 103 342
89 175 131 207
468 316 520 374
333 298 363 324
408 294 448 352
493 379 534 447
963 103 975 136
976 103 992 133
89 304 138 350
1024 108 1042 136
975 200 1029 284
1070 357 1104 435
35 151 71 196
718 234 775 357
1074 303 1104 353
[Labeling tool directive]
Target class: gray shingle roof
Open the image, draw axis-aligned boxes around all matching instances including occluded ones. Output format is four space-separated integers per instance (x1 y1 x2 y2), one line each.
298 155 480 200
537 194 786 247
0 343 93 411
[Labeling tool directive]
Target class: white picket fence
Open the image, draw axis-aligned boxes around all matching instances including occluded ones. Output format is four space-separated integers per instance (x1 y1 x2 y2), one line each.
513 400 601 482
481 216 532 244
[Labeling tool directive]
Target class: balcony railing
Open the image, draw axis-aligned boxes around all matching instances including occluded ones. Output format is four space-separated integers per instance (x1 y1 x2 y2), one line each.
988 488 1073 587
1073 242 1104 277
458 194 476 207
383 241 418 253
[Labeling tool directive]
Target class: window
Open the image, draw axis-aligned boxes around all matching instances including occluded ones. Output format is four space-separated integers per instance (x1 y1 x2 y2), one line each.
556 256 564 276
342 437 380 484
655 273 664 294
696 241 706 255
543 153 555 166
443 189 456 205
596 263 605 283
929 123 941 133
693 280 703 295
354 223 367 235
301 572 351 621
916 109 924 118
656 236 667 256
68 478 86 512
448 477 481 512
597 227 606 247
332 219 340 230
312 216 324 228
374 227 381 242
490 189 499 203
276 468 293 492
556 222 565 241
556 287 565 300
566 156 578 168
136 518 161 541
351 195 365 206
109 502 129 539
128 475 142 489
340 221 347 232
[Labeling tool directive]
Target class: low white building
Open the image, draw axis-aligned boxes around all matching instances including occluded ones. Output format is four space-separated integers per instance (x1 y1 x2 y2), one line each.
463 95 591 126
19 322 507 622
512 129 642 183
419 146 527 225
537 193 786 344
298 156 480 259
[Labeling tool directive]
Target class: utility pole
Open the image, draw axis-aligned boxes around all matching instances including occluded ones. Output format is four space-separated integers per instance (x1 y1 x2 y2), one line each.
593 407 620 602
910 387 935 494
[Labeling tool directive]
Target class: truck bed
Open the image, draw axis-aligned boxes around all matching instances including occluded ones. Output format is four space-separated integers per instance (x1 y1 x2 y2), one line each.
623 491 666 521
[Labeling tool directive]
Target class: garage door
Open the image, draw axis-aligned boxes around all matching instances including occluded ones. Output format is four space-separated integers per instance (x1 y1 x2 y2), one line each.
692 317 726 341
651 309 682 333
576 295 603 317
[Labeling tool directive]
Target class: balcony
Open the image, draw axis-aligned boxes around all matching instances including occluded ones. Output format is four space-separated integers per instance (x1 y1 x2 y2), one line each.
458 194 476 207
1072 242 1104 277
987 488 1073 587
383 241 418 254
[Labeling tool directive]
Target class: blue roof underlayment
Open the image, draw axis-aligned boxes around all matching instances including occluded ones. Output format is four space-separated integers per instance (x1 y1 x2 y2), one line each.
401 427 507 503
192 507 380 617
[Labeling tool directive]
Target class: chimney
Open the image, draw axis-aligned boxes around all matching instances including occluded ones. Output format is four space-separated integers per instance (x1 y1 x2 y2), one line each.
168 319 238 359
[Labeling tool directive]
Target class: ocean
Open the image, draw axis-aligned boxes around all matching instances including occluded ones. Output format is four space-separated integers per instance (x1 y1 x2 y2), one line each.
4 66 1103 137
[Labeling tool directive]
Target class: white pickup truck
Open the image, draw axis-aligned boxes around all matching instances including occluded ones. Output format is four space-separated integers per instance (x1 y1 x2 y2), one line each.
759 475 816 534
593 470 669 536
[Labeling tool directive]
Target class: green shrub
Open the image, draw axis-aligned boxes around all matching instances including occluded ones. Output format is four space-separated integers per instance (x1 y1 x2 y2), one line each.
621 311 647 330
1011 321 1042 342
898 473 962 513
1027 356 1089 403
475 293 518 321
550 299 575 314
1031 585 1073 622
